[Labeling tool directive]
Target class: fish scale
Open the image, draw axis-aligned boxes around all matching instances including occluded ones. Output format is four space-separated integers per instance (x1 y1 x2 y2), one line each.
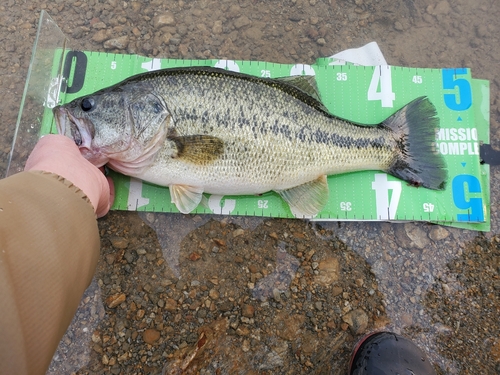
54 66 447 217
150 71 393 177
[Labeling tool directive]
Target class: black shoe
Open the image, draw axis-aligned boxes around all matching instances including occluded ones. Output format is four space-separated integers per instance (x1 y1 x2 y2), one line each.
349 331 437 375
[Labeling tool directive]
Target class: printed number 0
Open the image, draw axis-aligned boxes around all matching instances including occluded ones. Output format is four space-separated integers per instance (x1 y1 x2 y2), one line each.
61 51 88 94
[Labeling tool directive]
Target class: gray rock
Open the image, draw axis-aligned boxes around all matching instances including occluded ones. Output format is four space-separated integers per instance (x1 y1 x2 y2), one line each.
404 223 430 249
123 250 136 263
109 236 129 249
103 35 129 50
234 15 251 29
153 12 175 28
429 226 450 242
342 308 368 334
92 29 109 43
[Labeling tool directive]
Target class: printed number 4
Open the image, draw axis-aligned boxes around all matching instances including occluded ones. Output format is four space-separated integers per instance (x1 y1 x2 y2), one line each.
368 66 395 108
372 174 401 220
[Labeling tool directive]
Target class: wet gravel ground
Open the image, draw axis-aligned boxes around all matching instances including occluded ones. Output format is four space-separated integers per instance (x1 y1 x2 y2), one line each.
1 0 499 374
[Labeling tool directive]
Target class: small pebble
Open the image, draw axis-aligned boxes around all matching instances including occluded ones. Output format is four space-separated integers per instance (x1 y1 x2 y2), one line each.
242 304 255 318
103 36 129 50
110 236 129 249
142 329 160 344
106 293 126 309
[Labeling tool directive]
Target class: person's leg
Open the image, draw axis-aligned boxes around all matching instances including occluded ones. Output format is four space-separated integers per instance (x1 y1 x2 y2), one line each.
349 332 437 375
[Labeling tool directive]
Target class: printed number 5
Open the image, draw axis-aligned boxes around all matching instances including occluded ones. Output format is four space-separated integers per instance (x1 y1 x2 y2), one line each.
442 68 472 111
452 175 484 222
111 61 117 70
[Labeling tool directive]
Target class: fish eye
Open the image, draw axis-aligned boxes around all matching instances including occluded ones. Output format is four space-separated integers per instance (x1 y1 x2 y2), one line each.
81 97 95 112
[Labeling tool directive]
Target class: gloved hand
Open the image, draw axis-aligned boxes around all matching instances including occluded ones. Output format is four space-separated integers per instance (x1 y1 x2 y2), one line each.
25 134 114 217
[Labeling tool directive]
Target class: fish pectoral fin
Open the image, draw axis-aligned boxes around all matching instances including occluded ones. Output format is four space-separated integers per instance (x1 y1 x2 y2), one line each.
169 134 224 165
170 184 204 214
275 175 329 218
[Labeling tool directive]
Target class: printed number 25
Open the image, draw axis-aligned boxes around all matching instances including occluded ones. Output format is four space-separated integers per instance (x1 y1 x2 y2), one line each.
442 68 472 111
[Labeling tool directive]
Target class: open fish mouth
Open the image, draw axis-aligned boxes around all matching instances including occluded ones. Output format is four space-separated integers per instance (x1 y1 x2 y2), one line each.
53 106 88 147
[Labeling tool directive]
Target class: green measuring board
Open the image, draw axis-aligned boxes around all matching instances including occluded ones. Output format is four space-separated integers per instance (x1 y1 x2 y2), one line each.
41 51 490 231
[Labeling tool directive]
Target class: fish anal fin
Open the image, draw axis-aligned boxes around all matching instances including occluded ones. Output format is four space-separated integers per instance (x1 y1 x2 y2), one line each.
169 134 224 165
170 184 204 214
276 175 329 218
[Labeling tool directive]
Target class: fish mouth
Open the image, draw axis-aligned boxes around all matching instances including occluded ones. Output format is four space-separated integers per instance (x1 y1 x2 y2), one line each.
53 106 92 148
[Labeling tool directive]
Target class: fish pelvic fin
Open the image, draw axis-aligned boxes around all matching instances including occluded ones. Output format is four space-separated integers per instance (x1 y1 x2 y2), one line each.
275 175 329 218
383 96 447 190
170 184 204 213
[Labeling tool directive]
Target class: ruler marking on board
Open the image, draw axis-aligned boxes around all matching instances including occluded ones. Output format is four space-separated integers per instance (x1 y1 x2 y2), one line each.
45 51 489 228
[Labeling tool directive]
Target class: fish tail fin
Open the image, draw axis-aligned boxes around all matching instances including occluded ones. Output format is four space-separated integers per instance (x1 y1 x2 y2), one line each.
383 96 447 190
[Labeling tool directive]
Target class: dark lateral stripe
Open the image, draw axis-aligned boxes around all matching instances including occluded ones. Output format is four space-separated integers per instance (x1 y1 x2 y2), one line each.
174 106 390 149
309 128 388 148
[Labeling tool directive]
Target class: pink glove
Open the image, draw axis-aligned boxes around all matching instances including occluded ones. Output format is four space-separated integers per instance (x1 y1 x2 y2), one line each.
25 134 114 218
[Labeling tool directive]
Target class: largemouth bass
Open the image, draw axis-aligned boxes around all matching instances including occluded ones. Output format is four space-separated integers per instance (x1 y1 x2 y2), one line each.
54 66 447 217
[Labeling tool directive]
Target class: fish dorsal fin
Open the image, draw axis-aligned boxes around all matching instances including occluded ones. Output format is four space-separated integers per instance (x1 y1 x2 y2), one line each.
170 184 204 213
275 75 330 114
169 134 224 165
275 75 321 101
275 175 329 218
